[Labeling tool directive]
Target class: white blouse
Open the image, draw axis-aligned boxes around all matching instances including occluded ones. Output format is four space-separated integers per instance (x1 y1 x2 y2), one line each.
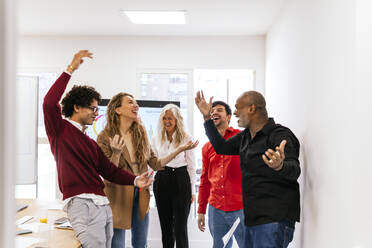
151 133 196 195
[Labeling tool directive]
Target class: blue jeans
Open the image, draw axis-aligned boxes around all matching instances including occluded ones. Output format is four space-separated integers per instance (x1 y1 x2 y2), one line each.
244 221 295 248
208 205 245 248
111 188 149 248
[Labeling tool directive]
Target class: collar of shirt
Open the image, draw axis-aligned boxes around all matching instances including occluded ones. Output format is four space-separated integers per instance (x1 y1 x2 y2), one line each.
162 132 178 147
245 118 276 139
169 132 176 141
67 119 85 133
224 126 238 137
260 118 276 135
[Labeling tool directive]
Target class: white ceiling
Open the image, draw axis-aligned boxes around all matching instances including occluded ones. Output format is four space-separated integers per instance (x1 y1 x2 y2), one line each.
18 0 286 36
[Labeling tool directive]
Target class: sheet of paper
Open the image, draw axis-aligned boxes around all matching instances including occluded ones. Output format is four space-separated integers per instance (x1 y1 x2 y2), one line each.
55 221 72 230
222 217 241 248
16 215 34 226
18 223 40 233
15 237 39 248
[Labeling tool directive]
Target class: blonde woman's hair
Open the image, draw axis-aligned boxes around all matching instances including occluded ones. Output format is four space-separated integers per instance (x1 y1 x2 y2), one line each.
103 92 150 164
157 104 188 146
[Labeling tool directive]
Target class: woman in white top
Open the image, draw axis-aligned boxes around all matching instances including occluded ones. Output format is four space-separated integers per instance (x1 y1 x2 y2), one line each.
152 104 197 248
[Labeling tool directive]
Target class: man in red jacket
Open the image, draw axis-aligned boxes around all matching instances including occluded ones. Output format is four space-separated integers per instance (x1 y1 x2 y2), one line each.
197 101 245 248
43 50 152 248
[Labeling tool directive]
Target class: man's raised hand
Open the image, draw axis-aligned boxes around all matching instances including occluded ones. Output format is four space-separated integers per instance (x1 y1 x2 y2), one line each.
194 91 213 121
67 50 93 73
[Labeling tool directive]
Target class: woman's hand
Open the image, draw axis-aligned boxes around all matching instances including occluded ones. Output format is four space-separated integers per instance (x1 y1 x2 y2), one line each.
191 194 196 203
180 140 199 152
109 134 125 155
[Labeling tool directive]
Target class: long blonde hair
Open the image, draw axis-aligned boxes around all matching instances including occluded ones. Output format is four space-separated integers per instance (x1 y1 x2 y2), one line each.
103 93 150 164
157 104 188 146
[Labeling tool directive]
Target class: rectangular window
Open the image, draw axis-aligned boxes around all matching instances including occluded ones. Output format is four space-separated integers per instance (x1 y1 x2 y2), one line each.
140 72 189 125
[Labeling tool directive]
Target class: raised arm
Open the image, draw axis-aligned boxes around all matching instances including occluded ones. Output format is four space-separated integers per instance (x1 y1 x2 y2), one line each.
43 50 93 138
195 90 241 155
204 120 242 155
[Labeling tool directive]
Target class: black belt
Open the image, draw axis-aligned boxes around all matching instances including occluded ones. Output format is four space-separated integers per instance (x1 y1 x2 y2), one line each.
163 166 187 172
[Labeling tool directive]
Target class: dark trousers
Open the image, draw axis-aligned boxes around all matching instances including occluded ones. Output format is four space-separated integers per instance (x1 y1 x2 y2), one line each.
153 166 191 248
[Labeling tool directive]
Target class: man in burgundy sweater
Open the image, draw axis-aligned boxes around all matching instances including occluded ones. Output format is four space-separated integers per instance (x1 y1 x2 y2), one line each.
43 50 152 248
197 101 245 248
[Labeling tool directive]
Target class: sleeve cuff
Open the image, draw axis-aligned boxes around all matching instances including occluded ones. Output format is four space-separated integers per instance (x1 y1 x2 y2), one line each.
134 176 139 187
191 183 196 194
197 207 206 215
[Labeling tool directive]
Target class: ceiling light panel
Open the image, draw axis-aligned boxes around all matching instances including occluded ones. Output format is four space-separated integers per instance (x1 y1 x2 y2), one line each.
122 11 186 25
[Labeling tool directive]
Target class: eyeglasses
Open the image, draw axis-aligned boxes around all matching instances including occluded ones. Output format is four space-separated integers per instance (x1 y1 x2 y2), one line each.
86 106 99 113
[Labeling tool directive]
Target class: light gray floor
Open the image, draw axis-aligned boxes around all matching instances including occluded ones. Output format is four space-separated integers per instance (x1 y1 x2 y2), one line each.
125 208 239 248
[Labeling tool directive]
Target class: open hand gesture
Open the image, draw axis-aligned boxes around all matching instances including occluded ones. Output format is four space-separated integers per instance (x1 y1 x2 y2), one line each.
109 134 125 155
262 140 286 171
67 50 93 73
194 91 213 120
180 140 199 152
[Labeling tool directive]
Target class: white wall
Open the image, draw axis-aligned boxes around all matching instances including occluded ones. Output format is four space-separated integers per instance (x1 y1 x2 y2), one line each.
18 35 265 99
266 0 372 247
0 0 16 247
353 0 372 246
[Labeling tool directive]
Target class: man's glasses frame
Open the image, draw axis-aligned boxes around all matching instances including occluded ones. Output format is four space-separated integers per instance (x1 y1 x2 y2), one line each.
86 106 99 113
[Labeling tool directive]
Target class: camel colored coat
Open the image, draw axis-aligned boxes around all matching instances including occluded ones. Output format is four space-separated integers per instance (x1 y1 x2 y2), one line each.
97 131 163 229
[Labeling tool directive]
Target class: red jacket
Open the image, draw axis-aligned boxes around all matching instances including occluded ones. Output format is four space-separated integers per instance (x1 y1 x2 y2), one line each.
198 127 243 214
43 72 136 200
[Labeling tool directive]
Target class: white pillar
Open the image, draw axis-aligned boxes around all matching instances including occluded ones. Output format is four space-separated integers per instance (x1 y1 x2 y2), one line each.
0 0 16 247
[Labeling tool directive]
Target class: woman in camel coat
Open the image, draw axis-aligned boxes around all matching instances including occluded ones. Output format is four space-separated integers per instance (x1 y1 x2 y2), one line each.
97 92 198 248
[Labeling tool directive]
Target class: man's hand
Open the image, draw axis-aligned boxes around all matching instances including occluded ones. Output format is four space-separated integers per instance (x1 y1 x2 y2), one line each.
136 171 154 188
109 135 125 155
262 140 286 171
197 214 206 232
67 50 93 74
195 91 213 121
179 140 199 152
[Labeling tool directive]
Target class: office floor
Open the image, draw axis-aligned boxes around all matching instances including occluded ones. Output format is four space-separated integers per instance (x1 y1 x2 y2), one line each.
124 208 239 248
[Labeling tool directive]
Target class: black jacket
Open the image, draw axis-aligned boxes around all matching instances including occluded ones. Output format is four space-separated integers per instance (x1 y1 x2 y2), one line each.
204 118 300 226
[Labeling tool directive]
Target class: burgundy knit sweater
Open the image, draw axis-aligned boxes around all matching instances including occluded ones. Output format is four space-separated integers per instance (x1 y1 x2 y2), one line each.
43 72 136 200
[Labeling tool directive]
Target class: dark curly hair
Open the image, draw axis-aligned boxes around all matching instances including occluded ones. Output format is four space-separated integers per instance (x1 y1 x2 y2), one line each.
212 100 232 116
61 85 101 118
